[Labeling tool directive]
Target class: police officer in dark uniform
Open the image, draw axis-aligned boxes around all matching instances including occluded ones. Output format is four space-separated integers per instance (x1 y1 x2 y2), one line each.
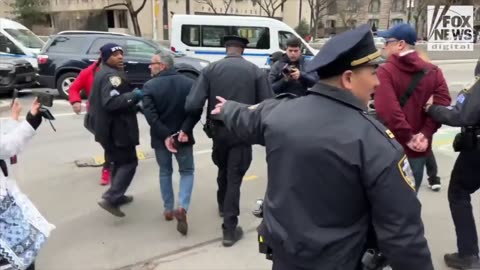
425 78 480 269
185 35 273 247
86 43 143 217
211 24 433 270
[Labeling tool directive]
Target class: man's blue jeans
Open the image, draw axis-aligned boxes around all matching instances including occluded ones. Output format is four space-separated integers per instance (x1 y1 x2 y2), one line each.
155 145 194 212
408 157 427 193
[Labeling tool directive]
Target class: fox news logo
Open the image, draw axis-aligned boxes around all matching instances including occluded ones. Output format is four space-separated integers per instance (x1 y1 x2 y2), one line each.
427 5 474 51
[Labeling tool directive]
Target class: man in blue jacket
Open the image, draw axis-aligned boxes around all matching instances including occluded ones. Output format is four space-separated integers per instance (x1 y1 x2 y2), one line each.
142 50 202 236
268 37 318 96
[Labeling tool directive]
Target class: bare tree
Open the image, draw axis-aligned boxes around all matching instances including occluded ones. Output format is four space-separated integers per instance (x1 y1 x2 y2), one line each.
338 0 360 30
103 0 147 36
307 0 335 38
195 0 234 14
252 0 288 17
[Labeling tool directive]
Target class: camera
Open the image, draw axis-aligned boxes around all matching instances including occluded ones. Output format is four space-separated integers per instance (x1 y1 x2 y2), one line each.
282 64 297 75
35 91 54 107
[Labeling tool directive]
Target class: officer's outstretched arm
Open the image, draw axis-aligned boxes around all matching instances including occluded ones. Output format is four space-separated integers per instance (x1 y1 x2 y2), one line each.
219 99 278 146
366 150 434 270
100 75 140 112
428 79 480 126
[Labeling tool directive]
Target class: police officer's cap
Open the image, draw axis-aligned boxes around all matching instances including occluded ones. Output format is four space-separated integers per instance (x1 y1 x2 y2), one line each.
223 35 249 48
305 24 383 78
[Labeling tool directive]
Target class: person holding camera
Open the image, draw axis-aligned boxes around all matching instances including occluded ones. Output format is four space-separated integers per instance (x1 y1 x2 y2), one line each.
86 43 143 217
0 98 55 270
425 78 480 269
142 50 202 236
268 37 318 96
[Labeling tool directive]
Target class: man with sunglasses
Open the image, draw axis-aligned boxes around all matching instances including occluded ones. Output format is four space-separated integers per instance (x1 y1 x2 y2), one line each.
374 23 451 193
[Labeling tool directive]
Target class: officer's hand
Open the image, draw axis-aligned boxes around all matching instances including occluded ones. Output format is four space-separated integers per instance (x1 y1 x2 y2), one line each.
211 96 227 115
290 69 300 80
72 102 82 114
11 98 21 121
178 131 189 143
165 137 177 153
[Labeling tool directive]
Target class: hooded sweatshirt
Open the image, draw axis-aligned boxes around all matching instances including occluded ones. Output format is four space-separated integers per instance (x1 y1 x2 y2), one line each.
374 50 451 158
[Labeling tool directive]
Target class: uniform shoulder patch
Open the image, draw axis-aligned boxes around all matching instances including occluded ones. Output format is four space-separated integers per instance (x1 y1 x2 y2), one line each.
386 129 395 139
397 155 416 191
275 93 298 99
109 76 122 87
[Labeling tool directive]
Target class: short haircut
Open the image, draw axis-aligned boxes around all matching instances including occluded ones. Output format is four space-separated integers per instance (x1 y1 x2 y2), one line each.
286 37 302 48
155 50 174 68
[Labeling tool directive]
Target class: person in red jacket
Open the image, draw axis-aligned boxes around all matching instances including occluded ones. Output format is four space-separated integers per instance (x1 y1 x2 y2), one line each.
68 58 111 186
374 23 451 193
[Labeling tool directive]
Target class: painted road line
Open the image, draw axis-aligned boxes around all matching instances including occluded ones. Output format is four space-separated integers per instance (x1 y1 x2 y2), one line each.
243 175 258 181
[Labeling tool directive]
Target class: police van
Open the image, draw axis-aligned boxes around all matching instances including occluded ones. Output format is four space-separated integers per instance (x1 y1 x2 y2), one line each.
170 14 318 69
0 18 45 69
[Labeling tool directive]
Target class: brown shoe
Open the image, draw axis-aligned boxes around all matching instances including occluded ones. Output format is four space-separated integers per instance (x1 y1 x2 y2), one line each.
175 208 188 235
164 211 174 221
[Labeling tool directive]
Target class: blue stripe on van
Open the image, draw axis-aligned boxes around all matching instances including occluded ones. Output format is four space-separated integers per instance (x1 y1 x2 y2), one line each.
192 50 270 57
0 53 36 59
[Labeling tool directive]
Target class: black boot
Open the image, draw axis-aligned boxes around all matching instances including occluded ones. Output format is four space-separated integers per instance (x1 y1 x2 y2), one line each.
222 226 243 247
444 252 480 269
98 199 125 217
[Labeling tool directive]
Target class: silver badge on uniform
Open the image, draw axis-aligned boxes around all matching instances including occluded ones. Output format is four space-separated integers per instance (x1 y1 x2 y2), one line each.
109 76 122 87
110 89 120 96
397 155 416 191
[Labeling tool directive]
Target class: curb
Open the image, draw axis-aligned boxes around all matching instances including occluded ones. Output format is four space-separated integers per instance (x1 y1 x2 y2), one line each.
74 149 154 167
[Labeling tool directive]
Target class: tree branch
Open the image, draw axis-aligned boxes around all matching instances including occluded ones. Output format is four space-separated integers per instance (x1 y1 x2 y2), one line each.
103 2 128 10
134 0 148 15
195 0 218 14
223 0 233 14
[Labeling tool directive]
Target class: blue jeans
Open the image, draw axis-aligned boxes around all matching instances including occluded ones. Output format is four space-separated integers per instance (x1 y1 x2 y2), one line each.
408 157 427 193
155 145 194 212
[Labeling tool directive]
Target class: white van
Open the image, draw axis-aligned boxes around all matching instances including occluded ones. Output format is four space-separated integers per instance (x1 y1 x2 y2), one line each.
0 18 45 69
171 14 318 69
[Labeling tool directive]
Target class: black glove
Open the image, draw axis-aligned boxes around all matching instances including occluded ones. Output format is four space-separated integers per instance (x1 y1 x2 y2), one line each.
26 111 42 130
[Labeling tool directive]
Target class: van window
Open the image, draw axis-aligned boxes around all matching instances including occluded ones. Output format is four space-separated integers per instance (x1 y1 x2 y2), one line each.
0 33 24 55
232 27 270 49
278 31 313 56
181 25 200 46
4 28 44 49
202 26 230 47
47 36 87 53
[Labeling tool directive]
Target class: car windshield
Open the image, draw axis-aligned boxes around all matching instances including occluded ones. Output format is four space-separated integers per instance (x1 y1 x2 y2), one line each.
4 28 44 49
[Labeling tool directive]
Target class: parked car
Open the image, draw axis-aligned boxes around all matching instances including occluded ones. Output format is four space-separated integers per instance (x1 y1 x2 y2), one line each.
0 56 36 94
37 31 210 99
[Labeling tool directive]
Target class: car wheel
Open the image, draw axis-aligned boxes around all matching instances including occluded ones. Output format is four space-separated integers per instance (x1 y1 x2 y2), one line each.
56 72 79 100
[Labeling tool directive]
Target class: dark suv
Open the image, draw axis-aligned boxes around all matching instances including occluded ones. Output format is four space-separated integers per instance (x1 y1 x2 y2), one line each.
0 56 36 94
37 31 210 99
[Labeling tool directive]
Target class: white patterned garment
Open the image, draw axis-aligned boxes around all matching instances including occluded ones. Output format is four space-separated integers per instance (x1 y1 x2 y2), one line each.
0 120 55 269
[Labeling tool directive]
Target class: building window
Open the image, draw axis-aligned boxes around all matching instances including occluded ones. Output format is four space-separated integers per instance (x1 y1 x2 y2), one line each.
181 25 200 46
368 0 380 13
106 10 115 28
117 10 128 28
345 0 358 12
368 19 379 28
391 18 403 25
392 0 405 12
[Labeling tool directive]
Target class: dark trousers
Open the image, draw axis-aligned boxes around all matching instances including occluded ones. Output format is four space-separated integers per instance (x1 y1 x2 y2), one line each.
101 144 138 205
448 149 480 256
425 151 438 179
212 139 252 230
103 150 110 169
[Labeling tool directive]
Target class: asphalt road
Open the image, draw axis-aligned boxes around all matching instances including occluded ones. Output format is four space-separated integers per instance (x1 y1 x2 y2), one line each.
0 61 477 270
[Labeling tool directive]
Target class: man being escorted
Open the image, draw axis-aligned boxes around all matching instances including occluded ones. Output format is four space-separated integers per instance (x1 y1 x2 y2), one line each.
212 24 433 270
374 23 451 192
87 43 143 217
142 50 201 235
186 35 273 247
268 37 317 96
